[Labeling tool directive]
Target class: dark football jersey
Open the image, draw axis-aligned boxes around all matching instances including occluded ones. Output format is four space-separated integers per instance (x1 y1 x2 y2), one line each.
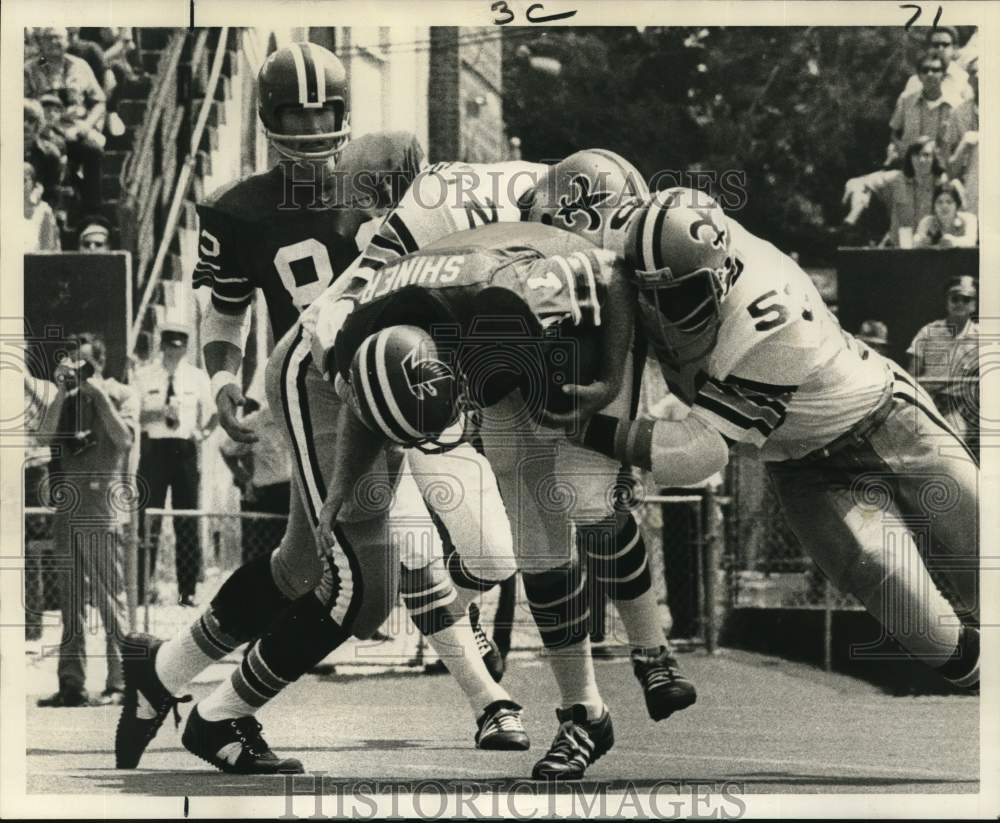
191 131 425 340
333 223 613 404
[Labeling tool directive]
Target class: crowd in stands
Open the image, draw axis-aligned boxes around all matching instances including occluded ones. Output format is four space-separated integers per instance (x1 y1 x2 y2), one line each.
843 26 980 248
23 26 139 253
840 26 980 454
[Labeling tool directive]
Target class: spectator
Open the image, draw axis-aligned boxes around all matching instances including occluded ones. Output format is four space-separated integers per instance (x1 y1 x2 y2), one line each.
856 319 890 357
24 98 64 206
914 180 977 248
66 27 126 138
945 57 979 214
907 275 979 449
842 136 946 247
889 54 955 161
219 398 292 564
33 333 136 707
24 27 105 214
77 215 112 252
133 323 217 606
900 26 972 106
24 162 60 252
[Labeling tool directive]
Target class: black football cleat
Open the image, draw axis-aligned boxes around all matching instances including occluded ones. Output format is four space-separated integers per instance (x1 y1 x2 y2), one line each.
182 706 304 775
116 633 192 769
631 647 697 721
531 704 614 780
469 602 504 683
475 700 530 751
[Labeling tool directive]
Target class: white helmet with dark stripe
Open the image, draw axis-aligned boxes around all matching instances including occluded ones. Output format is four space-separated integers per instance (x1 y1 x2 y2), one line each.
258 41 351 162
624 187 734 365
349 325 461 449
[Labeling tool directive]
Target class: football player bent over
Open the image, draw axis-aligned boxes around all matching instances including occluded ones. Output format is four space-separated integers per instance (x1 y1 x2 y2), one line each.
341 150 698 727
310 221 642 779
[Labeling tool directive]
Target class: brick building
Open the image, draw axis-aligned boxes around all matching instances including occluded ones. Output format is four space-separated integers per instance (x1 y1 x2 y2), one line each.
428 27 507 163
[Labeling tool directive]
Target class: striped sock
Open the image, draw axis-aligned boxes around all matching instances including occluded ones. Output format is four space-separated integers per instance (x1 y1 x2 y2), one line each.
581 514 664 649
400 560 458 637
199 638 293 721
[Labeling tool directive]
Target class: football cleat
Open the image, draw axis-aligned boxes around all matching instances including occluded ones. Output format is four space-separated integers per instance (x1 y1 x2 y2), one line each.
475 700 530 751
182 706 304 775
531 704 614 780
631 646 698 721
469 602 504 683
115 633 192 769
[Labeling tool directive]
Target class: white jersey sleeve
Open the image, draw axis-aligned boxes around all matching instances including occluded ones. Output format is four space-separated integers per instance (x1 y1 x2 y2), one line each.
690 221 890 460
355 161 548 273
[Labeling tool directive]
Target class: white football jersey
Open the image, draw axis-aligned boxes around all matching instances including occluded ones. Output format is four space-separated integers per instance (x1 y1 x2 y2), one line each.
646 219 892 462
354 160 550 272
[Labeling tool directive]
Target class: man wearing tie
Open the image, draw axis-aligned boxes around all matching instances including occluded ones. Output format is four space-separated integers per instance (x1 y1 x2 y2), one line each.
134 323 217 606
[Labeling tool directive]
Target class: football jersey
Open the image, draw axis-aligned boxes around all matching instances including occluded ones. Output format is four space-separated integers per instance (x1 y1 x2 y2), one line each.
191 131 425 340
331 223 612 404
355 160 549 273
645 219 892 462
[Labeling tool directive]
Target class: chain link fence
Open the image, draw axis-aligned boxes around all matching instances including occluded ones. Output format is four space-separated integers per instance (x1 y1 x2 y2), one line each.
25 491 726 662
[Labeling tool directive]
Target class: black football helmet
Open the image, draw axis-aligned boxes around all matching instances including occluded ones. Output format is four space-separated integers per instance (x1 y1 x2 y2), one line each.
258 42 351 162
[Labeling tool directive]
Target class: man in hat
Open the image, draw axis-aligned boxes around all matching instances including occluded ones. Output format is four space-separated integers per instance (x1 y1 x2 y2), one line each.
78 216 111 252
133 323 217 605
907 275 979 450
856 319 891 357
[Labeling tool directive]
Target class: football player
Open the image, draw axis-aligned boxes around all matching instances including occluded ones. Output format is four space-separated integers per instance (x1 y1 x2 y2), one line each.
311 149 698 727
116 42 525 777
571 188 980 689
307 220 647 780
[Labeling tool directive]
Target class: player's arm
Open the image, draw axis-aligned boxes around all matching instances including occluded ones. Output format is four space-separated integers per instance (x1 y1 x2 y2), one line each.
193 204 258 442
317 374 386 549
574 411 731 487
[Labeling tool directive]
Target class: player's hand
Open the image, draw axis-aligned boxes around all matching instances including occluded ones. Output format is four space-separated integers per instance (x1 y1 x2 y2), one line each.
541 380 616 429
318 492 344 552
216 383 258 443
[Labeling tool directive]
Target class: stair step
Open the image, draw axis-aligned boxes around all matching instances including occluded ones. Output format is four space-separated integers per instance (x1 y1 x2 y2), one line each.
141 50 164 75
104 150 129 175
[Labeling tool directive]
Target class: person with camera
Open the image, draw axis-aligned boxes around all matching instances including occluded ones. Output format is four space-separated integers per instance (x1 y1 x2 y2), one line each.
133 323 216 607
34 333 137 707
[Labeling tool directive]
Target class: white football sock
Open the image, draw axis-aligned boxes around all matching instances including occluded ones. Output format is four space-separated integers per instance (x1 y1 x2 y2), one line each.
428 617 509 716
544 638 604 720
197 679 258 722
611 588 670 652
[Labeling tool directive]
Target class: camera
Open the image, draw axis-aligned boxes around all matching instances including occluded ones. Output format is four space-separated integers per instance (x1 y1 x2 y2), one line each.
60 358 95 392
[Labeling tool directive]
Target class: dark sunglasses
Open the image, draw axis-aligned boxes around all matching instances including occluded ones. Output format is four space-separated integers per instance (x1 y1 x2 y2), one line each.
919 65 944 74
948 294 975 303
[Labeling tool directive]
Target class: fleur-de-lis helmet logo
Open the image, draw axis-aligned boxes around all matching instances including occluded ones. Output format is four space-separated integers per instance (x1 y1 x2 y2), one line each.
556 174 613 232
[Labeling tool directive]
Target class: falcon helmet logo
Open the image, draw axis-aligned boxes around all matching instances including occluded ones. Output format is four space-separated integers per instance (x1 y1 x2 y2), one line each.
402 348 454 400
556 175 613 232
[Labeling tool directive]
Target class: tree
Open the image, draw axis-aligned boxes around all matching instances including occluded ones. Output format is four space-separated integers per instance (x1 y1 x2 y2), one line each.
503 26 965 261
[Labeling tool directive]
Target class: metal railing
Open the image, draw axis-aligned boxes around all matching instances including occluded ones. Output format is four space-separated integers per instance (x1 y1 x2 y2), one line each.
129 27 232 352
